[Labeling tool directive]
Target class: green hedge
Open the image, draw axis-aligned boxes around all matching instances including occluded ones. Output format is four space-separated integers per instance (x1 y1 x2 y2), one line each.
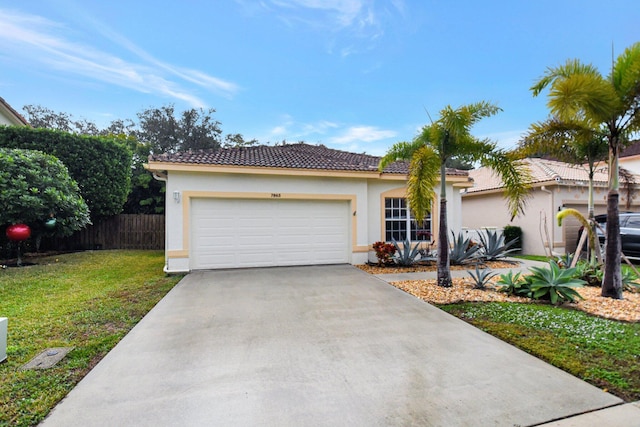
0 126 132 219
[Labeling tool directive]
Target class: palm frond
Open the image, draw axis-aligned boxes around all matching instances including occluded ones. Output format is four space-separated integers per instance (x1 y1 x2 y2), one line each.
378 139 423 171
611 42 640 103
517 118 607 165
548 74 619 123
407 145 439 222
480 150 532 220
531 59 602 96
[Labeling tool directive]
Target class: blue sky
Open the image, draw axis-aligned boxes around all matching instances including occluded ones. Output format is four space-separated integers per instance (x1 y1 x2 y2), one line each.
0 1 638 156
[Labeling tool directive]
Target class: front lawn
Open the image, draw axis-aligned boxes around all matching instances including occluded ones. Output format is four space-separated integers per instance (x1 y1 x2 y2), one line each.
439 302 640 402
0 250 182 427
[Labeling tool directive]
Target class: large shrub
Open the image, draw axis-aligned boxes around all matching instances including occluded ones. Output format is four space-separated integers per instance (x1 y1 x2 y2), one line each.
503 225 522 252
0 126 132 219
0 148 90 237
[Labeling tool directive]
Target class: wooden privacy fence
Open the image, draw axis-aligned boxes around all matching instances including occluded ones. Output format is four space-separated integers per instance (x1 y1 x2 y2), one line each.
51 214 165 250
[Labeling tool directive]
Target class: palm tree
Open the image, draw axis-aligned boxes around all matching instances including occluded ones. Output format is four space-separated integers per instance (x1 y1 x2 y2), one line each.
531 42 640 299
518 118 608 263
379 102 530 287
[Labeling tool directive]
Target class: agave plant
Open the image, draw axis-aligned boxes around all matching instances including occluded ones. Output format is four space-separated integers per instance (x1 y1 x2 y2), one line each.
391 238 422 266
621 265 640 292
478 228 519 261
528 261 586 304
467 264 497 290
449 231 482 265
495 270 532 297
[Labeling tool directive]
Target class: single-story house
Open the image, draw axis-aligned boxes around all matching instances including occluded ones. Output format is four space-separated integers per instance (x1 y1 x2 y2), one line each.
462 157 640 256
0 96 29 127
146 142 473 273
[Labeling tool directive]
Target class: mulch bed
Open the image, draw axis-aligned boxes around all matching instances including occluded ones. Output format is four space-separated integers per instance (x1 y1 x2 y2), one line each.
356 264 640 323
357 260 516 275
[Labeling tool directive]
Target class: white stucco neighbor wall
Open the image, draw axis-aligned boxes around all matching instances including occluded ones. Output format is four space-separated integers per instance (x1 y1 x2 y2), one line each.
162 170 466 272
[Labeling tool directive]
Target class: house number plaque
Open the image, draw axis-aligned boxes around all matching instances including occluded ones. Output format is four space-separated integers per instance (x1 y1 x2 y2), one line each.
271 193 282 198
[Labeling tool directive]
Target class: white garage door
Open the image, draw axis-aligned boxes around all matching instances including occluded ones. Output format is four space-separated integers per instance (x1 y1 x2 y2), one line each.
191 198 350 269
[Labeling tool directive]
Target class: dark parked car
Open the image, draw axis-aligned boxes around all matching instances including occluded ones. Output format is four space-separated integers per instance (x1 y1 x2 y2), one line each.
578 212 640 260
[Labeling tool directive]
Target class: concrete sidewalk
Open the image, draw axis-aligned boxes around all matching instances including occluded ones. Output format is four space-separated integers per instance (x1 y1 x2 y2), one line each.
40 265 637 426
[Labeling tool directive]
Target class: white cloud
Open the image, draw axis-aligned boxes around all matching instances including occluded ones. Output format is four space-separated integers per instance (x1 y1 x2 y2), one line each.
0 9 239 107
329 125 396 144
253 0 406 55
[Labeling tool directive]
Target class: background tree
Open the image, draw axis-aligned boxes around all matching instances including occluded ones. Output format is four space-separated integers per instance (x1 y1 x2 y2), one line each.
379 102 530 287
531 42 640 299
0 148 90 237
135 104 222 153
22 104 258 214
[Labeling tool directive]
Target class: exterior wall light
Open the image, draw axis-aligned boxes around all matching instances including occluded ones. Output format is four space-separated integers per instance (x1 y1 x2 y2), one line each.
173 191 181 203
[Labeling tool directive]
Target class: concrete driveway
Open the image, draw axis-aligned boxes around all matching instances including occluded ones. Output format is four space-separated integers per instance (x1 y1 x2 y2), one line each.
41 265 628 426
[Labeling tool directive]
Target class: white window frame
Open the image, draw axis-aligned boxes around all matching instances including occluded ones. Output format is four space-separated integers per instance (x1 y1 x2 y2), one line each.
384 197 432 242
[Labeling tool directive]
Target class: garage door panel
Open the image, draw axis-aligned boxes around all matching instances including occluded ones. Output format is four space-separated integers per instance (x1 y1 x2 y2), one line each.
191 198 349 269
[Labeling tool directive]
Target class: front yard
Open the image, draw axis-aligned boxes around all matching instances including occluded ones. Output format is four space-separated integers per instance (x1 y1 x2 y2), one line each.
2 252 639 425
358 262 640 402
0 250 182 427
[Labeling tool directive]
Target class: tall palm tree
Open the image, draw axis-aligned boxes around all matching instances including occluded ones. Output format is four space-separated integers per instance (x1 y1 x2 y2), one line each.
531 42 640 299
379 102 530 287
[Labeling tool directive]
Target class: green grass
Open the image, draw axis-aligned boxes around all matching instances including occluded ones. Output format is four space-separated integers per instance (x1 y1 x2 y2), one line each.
438 302 640 402
511 254 551 262
0 250 182 427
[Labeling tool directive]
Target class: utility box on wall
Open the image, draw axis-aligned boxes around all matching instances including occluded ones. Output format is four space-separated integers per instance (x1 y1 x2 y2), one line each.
0 317 7 363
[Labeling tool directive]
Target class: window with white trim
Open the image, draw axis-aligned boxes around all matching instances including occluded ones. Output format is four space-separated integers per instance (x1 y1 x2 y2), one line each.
384 198 432 242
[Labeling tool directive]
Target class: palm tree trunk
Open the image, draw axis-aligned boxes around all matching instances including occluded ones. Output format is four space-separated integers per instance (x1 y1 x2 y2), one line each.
437 160 451 287
602 136 623 299
602 190 623 298
437 197 451 287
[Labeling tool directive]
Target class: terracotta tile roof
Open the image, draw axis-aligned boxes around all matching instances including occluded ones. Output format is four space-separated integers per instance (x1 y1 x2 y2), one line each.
621 140 640 158
149 142 469 177
467 158 613 193
0 96 29 126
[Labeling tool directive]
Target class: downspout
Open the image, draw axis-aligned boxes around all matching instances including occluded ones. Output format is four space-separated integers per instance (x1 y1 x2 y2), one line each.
540 185 554 256
151 170 170 273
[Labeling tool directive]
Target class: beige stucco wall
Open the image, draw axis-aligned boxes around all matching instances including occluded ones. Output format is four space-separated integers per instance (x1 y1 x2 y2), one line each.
462 183 617 256
620 156 640 175
163 170 465 271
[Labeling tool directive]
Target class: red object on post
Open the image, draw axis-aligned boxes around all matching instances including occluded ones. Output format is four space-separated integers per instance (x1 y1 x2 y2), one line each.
6 224 31 241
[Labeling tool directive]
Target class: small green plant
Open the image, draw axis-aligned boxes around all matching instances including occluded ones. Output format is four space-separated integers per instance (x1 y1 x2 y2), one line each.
573 260 602 287
621 265 640 292
372 241 396 265
478 228 519 261
467 264 497 289
555 252 575 269
449 231 481 265
391 238 421 266
495 270 532 297
528 261 586 304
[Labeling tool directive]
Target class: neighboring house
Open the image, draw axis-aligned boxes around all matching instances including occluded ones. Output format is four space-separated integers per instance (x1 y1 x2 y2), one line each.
146 142 472 273
619 140 640 174
0 97 29 126
462 158 640 256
